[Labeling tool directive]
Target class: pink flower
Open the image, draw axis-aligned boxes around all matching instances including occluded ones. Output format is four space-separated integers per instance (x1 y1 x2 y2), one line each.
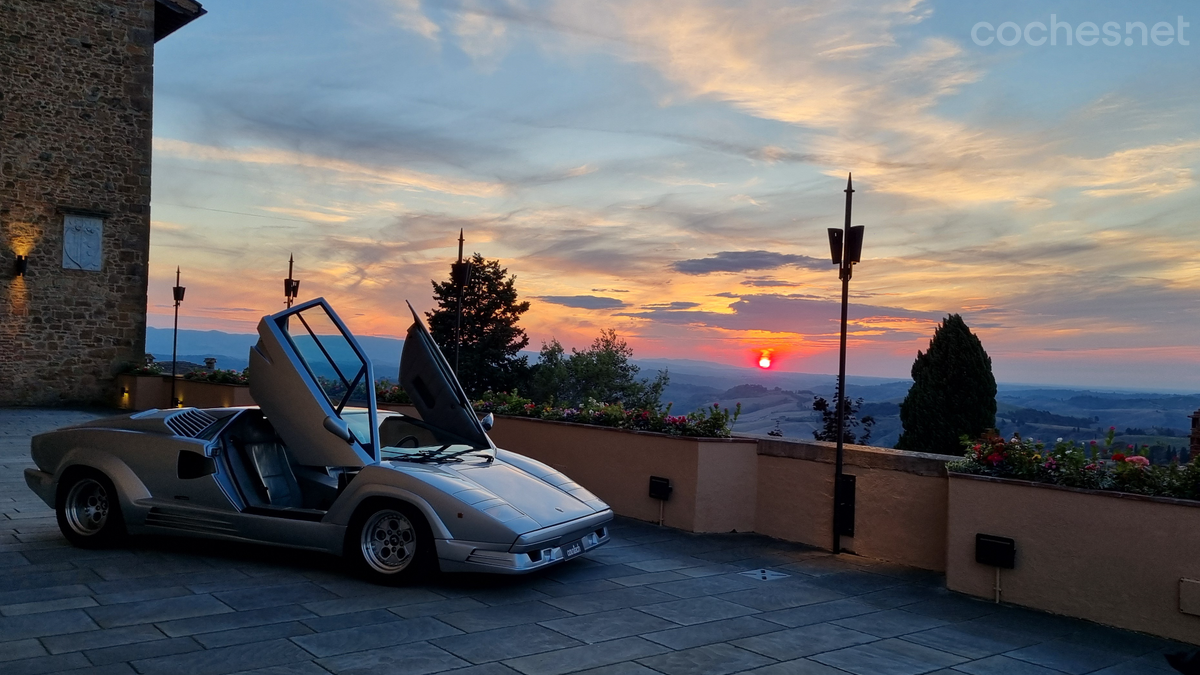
1126 455 1150 467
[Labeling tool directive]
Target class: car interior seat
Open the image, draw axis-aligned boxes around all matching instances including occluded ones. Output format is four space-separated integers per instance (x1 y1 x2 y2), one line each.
230 414 304 509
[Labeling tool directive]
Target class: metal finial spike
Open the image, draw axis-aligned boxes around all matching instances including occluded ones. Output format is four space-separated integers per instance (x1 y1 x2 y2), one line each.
289 253 293 263
845 173 853 192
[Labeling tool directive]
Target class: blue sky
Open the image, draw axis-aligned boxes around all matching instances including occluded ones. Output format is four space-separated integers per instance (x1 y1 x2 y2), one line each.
148 0 1200 388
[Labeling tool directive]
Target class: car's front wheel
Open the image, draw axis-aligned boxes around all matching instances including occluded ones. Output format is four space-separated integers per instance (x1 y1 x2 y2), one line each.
56 469 126 548
346 501 435 584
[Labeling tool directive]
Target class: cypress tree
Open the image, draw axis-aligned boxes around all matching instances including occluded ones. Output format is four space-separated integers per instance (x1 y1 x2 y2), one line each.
895 314 997 455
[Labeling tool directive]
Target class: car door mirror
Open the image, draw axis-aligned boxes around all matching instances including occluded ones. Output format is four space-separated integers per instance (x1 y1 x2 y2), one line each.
323 415 355 444
177 451 216 480
480 413 494 431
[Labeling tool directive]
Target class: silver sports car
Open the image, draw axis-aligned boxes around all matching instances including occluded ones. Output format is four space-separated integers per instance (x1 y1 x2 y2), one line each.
24 298 612 583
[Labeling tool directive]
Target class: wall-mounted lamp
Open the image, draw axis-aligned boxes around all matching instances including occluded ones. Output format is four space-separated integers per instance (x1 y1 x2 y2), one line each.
14 255 28 277
120 387 129 396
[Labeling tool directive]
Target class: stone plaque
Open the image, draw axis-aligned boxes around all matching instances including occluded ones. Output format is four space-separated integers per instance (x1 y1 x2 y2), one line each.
63 214 103 271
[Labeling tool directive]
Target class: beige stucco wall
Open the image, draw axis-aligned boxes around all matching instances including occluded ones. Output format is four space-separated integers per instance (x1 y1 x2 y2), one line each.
947 475 1200 645
174 379 253 409
753 438 954 571
484 416 759 532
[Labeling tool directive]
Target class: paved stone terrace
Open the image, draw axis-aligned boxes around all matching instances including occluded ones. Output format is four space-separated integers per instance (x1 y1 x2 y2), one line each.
0 409 1189 675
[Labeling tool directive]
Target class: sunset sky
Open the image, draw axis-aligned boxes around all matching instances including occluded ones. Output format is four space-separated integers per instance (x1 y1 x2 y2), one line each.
148 0 1200 389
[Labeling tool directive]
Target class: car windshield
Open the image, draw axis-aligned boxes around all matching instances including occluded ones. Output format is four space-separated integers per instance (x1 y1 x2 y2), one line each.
375 412 492 463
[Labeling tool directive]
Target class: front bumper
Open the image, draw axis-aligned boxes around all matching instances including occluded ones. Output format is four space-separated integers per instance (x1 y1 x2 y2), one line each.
24 469 55 508
437 511 613 574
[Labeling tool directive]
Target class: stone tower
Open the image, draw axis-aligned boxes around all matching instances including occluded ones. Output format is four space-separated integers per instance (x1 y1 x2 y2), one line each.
0 0 205 405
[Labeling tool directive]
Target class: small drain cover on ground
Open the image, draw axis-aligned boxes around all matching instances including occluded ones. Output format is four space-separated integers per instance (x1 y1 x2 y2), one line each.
739 569 790 581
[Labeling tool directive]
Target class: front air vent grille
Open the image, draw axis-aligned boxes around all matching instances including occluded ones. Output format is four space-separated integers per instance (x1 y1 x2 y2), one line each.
165 409 218 438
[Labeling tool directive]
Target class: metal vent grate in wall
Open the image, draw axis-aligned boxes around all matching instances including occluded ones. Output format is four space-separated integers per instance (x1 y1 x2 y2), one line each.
165 409 218 438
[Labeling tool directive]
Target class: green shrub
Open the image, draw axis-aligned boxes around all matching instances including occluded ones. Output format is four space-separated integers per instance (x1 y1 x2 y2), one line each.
182 368 249 385
473 391 741 438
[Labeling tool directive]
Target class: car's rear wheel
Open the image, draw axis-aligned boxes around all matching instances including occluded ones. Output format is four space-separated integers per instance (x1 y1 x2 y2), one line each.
56 469 126 548
346 501 435 584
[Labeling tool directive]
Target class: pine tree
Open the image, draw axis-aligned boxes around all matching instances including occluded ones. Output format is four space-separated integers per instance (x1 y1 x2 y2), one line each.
427 254 530 396
895 314 997 455
812 376 875 444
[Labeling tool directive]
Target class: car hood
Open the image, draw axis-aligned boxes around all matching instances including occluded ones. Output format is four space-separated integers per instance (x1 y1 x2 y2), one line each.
446 461 596 528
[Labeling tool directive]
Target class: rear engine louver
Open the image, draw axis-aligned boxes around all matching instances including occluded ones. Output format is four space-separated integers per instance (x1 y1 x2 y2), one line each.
165 409 218 438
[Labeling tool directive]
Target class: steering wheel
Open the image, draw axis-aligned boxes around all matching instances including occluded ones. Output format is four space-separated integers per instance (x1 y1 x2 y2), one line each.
396 435 420 448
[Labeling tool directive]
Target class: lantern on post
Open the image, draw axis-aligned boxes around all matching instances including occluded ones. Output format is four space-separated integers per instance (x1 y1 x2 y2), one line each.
826 174 865 554
284 254 300 308
171 267 186 407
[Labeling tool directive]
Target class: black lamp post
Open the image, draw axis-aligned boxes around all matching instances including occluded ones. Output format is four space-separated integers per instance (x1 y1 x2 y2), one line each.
827 174 864 554
171 267 186 407
14 255 28 277
284 253 300 308
451 229 473 374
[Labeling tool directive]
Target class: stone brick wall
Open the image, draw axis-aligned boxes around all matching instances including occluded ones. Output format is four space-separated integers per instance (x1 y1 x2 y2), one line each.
0 0 156 405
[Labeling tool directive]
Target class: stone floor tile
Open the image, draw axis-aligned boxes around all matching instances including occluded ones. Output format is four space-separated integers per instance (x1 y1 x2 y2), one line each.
902 595 997 623
503 636 670 675
899 623 1041 660
831 608 949 638
389 596 488 619
194 620 313 649
740 657 849 674
42 624 167 654
0 568 102 594
0 583 92 607
716 581 846 612
1059 624 1175 658
1005 639 1131 675
2 651 91 675
806 570 905 596
539 607 676 644
1089 657 1179 674
0 608 99 641
856 585 947 610
732 622 877 661
213 582 338 612
92 586 194 606
637 642 775 675
626 557 706 573
572 663 660 675
529 579 624 597
637 596 758 626
1 594 97 616
301 587 443 616
292 615 460 657
316 641 468 675
432 624 583 663
157 604 315 637
809 637 966 675
133 638 312 675
646 573 762 599
226 662 332 675
643 616 784 651
952 654 1066 675
542 586 675 615
0 638 47 662
542 562 644 584
84 636 203 666
759 597 878 628
300 608 399 632
85 594 233 628
610 571 689 587
437 600 573 632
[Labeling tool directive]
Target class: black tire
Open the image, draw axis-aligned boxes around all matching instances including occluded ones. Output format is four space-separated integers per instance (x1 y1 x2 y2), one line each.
56 468 126 548
345 500 436 585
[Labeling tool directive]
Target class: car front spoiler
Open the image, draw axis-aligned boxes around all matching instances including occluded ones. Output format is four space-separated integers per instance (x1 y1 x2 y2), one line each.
24 469 55 508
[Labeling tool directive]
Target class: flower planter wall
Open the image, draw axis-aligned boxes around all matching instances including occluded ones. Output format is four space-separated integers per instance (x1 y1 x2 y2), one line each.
115 374 171 411
947 473 1200 645
173 379 254 409
485 416 759 533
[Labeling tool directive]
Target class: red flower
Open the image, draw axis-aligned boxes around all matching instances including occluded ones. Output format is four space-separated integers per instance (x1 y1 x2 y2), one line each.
1112 453 1125 462
986 452 1004 465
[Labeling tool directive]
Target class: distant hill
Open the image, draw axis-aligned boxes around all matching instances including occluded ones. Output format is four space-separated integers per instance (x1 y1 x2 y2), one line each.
143 327 1200 450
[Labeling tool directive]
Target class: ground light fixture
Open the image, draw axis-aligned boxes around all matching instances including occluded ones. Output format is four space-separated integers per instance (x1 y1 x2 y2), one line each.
826 174 865 555
14 254 28 277
171 267 186 408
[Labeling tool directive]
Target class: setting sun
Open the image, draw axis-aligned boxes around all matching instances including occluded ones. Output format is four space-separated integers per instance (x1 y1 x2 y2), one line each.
758 349 773 369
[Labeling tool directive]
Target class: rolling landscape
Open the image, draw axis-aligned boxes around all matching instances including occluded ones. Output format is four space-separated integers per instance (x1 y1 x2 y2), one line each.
147 327 1197 459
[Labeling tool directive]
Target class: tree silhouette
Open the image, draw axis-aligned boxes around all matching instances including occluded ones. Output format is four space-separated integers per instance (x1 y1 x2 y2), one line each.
427 254 530 396
896 314 997 455
812 376 874 444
